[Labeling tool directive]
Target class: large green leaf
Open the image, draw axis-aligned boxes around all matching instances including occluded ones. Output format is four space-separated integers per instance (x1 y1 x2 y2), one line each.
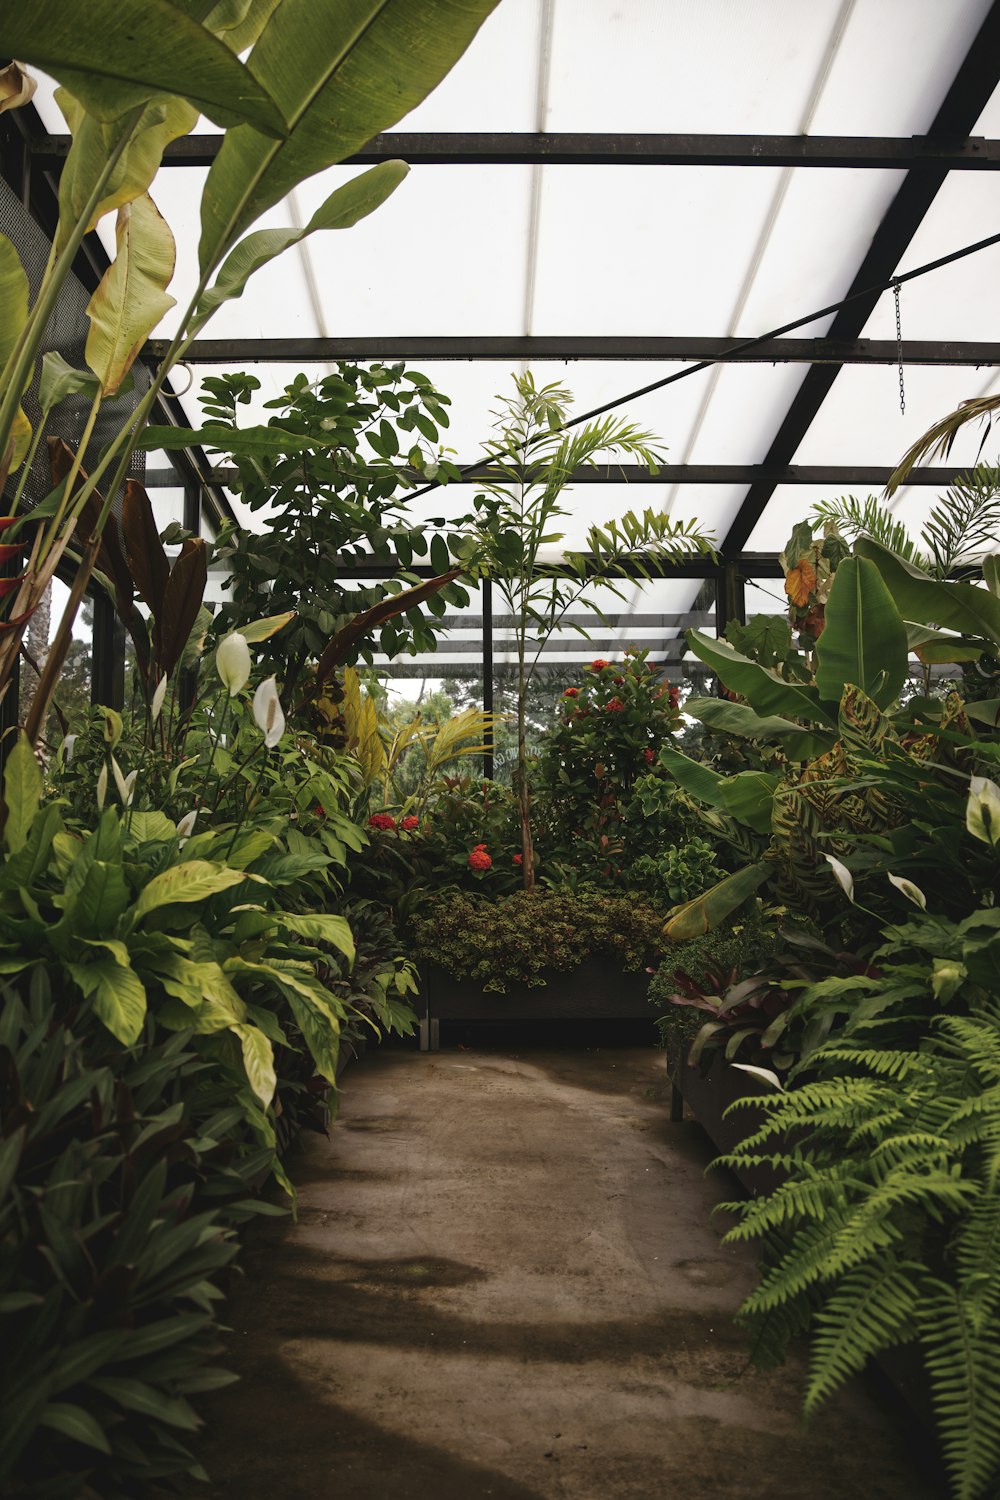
0 1 286 133
686 629 838 727
194 159 407 326
135 422 324 455
685 697 834 761
85 193 176 397
0 234 31 466
279 911 355 963
659 746 778 833
3 735 41 856
198 0 500 272
72 859 131 931
133 860 249 921
814 556 908 710
234 1022 277 1105
663 862 774 941
56 90 198 255
856 536 1000 651
38 351 101 414
38 1403 111 1455
68 956 147 1045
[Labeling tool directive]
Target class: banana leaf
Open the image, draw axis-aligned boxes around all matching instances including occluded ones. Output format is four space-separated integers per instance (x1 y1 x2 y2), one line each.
814 556 908 710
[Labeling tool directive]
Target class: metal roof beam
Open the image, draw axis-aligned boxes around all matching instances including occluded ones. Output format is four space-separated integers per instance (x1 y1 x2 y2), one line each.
204 462 968 489
146 335 1000 367
27 131 1000 170
721 0 1000 556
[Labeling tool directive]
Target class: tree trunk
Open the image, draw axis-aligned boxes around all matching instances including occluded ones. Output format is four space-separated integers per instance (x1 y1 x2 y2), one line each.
516 636 535 891
19 580 51 729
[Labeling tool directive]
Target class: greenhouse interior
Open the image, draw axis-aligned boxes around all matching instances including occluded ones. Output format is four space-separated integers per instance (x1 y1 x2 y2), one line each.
3 1 1000 1496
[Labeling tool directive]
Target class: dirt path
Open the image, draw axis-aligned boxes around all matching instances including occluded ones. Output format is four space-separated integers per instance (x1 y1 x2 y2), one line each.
201 1043 938 1499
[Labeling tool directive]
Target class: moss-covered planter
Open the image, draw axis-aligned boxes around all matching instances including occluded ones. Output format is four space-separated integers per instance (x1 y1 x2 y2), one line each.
418 958 653 1047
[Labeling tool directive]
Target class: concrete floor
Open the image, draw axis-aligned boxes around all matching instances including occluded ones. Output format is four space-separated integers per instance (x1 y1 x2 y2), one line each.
200 1040 940 1499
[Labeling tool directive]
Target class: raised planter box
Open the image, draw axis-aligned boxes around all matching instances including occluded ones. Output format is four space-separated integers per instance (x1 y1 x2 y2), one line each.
418 958 653 1050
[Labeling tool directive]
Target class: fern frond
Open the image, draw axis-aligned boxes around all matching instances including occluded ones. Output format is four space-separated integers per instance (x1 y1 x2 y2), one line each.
805 1259 922 1414
920 1284 1000 1500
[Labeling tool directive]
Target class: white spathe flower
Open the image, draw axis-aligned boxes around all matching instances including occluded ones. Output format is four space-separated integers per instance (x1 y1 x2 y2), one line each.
887 873 927 910
216 633 251 696
252 676 285 749
62 734 77 764
823 853 855 903
122 770 138 808
967 775 1000 847
176 809 198 846
96 762 108 811
150 675 168 724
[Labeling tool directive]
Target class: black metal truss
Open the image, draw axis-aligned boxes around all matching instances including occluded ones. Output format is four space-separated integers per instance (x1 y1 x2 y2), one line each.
198 462 970 490
721 0 1000 556
27 131 1000 172
144 335 1000 367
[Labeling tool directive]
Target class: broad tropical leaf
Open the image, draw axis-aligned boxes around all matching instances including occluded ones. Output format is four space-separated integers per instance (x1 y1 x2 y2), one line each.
198 0 500 271
234 1022 277 1106
685 630 838 726
239 611 296 642
122 479 171 616
194 160 408 325
68 956 147 1045
684 697 833 761
279 911 355 963
155 540 208 677
38 351 101 414
659 746 778 832
0 1 286 133
315 569 462 683
133 860 249 921
0 234 31 467
663 861 774 941
3 735 41 855
856 536 1000 650
85 194 176 397
814 556 908 710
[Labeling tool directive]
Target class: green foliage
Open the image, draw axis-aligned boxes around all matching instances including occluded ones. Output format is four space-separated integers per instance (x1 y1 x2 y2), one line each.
719 1001 1000 1500
410 889 667 993
0 971 274 1497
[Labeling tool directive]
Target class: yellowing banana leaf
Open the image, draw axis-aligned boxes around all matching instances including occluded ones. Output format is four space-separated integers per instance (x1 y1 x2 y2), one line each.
664 862 774 941
199 0 500 271
56 90 197 253
814 556 908 710
85 193 176 397
686 629 838 727
239 611 296 642
0 234 32 471
194 160 408 327
0 0 286 134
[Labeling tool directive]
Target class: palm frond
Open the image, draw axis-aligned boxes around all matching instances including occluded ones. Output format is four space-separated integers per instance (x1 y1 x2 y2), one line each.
886 397 1000 496
809 493 925 569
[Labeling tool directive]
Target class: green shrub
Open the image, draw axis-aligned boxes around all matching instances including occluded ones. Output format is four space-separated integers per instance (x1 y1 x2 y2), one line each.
410 889 666 993
0 971 283 1498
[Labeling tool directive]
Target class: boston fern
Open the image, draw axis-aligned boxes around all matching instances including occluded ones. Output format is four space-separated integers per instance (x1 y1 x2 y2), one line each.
718 1003 1000 1500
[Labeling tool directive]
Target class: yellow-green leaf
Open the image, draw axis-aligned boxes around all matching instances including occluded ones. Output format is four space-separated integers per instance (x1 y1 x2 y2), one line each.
236 610 296 643
279 911 355 965
0 234 31 468
69 957 147 1045
56 89 198 252
3 735 41 855
234 1022 276 1106
86 193 176 397
133 860 249 922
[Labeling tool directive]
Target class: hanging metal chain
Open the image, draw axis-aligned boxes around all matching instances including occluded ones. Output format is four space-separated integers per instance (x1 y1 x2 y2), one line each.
892 279 906 416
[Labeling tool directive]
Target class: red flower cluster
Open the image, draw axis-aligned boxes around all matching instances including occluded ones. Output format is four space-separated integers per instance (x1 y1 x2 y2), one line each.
605 697 625 713
643 747 655 764
589 658 610 671
668 685 681 708
513 853 523 865
369 813 396 831
468 843 492 872
563 686 580 698
400 815 420 831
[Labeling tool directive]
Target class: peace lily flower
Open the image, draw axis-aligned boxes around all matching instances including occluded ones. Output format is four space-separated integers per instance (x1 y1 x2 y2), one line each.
111 759 138 807
216 633 251 696
823 853 854 903
176 810 198 846
931 957 967 1003
150 675 168 723
96 762 108 811
887 873 927 910
253 676 285 748
61 734 77 764
966 775 1000 846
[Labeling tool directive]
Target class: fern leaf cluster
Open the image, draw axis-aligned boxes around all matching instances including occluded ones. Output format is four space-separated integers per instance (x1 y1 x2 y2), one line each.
725 1001 1000 1499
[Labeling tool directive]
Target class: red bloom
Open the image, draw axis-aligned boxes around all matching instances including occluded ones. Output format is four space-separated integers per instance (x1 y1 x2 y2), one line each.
643 748 655 764
468 846 492 872
368 813 396 831
668 685 681 707
589 658 610 671
513 853 523 865
605 697 625 712
613 676 624 685
563 686 580 698
400 815 420 831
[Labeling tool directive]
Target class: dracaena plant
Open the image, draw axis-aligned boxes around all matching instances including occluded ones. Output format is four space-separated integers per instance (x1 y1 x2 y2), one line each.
0 0 500 742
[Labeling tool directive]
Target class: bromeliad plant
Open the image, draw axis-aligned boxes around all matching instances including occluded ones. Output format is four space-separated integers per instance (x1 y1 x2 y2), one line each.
0 0 499 742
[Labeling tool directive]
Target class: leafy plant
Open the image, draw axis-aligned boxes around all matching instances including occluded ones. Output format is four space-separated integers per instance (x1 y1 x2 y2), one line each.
719 999 1000 1500
465 372 714 888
